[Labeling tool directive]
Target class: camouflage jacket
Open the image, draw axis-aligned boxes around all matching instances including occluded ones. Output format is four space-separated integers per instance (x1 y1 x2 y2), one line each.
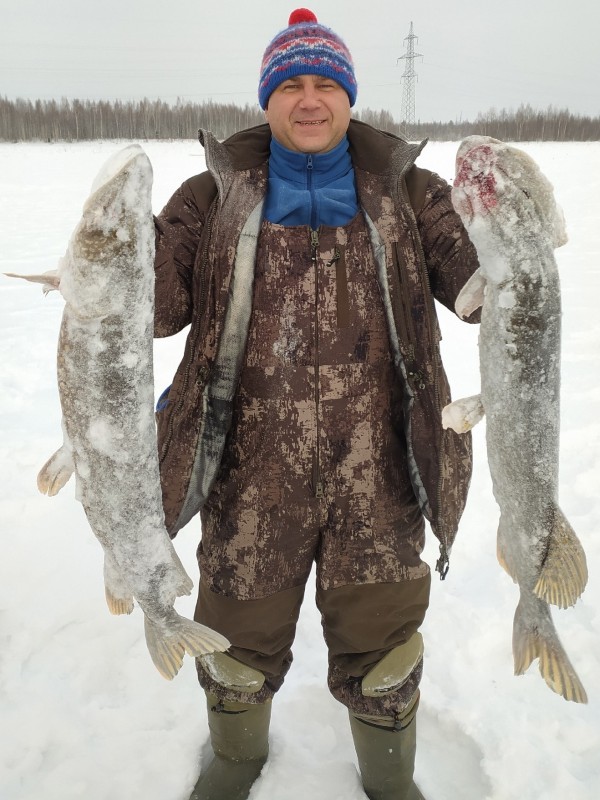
154 120 480 575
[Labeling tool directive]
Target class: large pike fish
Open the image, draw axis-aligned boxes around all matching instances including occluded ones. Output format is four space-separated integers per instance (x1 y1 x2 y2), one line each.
443 136 588 703
7 145 229 678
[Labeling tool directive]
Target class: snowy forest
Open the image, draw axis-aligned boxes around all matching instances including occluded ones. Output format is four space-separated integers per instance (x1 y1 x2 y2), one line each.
2 96 599 142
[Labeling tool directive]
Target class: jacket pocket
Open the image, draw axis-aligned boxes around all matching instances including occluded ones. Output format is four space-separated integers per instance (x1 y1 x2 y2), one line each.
392 242 418 359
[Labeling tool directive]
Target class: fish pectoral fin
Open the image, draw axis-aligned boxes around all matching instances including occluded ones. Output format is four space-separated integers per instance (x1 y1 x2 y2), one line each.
442 394 485 433
455 268 486 319
552 204 568 249
37 446 75 496
4 269 60 294
144 614 230 681
103 552 134 615
534 507 588 609
513 596 588 704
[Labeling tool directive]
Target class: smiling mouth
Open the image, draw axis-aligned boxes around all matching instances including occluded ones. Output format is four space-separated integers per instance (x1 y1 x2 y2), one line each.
296 120 326 126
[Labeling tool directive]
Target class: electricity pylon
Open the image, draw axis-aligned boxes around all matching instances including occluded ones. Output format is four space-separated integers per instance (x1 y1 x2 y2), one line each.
398 22 422 139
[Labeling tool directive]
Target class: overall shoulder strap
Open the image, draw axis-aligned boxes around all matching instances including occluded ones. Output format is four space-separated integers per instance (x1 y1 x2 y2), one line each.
404 165 432 217
186 170 218 213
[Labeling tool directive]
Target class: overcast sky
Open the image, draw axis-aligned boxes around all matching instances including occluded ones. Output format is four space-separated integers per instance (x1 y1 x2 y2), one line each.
1 0 598 123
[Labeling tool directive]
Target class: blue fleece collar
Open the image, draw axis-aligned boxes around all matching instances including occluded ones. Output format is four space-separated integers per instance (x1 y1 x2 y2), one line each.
264 135 359 229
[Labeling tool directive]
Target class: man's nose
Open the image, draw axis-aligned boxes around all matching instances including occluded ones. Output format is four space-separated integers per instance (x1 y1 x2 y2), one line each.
299 86 321 108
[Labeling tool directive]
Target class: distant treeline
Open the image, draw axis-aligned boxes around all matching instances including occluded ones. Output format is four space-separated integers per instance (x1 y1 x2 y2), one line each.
1 96 599 142
409 105 600 143
0 97 264 142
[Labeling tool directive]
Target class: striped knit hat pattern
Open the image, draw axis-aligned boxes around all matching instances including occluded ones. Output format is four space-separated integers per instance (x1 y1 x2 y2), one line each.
258 8 357 109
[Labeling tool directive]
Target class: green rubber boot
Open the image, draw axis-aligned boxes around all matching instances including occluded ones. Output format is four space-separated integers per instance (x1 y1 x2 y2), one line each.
350 635 427 800
349 699 425 800
189 693 271 800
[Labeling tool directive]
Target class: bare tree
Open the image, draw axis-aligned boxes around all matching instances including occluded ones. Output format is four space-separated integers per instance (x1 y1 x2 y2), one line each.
1 97 599 142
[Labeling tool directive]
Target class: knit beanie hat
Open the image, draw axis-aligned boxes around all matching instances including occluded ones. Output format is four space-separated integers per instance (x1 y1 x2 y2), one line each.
258 8 357 109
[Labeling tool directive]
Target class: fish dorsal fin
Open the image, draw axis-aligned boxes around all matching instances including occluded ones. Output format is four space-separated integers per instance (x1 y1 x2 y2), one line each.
534 507 588 608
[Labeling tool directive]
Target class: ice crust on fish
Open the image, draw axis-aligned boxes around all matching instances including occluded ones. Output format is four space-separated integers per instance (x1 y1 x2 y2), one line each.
11 145 229 678
446 136 588 703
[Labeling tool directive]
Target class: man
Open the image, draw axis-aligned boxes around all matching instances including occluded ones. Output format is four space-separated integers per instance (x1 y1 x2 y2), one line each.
154 9 480 800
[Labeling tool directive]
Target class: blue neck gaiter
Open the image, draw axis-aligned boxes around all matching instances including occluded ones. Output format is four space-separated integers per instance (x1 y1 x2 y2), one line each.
264 135 359 229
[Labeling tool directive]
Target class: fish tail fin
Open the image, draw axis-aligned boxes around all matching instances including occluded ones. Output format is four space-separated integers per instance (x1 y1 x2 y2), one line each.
37 446 74 496
513 595 588 704
144 613 230 681
442 394 485 433
534 506 588 608
103 553 134 615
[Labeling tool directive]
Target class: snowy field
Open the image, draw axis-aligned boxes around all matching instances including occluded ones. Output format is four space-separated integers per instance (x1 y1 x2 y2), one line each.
0 138 598 800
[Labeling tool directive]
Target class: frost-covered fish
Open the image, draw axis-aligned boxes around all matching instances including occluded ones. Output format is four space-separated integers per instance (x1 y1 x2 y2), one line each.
443 136 588 703
7 145 229 678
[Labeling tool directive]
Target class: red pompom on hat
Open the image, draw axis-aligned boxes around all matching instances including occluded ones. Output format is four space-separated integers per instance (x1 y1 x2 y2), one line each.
288 8 318 24
258 8 357 109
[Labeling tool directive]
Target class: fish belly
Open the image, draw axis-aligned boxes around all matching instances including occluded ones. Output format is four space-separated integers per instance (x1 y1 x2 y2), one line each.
480 265 561 582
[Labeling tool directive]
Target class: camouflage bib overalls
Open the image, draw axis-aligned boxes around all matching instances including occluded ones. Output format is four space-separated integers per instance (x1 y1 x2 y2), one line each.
196 213 430 716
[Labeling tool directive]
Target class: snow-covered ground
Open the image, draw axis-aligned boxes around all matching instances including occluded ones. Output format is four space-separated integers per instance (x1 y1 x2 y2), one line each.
0 139 598 800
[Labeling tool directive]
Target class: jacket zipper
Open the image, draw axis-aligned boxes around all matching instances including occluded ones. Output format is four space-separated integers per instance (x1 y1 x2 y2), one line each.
307 154 318 230
311 227 323 498
159 200 217 467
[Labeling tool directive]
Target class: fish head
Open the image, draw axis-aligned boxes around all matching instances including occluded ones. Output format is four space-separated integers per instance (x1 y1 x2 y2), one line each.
59 145 154 320
495 145 568 250
453 137 567 255
453 136 503 223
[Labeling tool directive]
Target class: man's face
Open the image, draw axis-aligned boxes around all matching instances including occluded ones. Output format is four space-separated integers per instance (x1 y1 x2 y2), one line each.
264 74 351 154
